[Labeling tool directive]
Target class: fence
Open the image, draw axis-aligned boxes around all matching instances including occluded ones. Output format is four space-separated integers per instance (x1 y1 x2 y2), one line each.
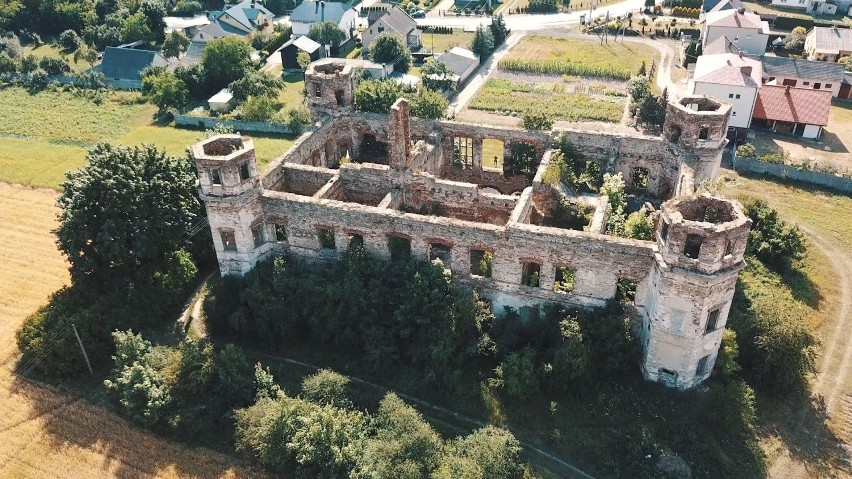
733 156 852 194
174 115 306 135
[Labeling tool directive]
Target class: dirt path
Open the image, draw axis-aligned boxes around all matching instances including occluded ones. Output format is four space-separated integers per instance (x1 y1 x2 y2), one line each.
768 226 852 478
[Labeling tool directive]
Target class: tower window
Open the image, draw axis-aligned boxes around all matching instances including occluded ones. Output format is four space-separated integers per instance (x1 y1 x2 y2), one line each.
696 354 712 377
684 234 703 259
220 230 237 251
705 307 721 333
521 262 541 287
698 125 710 140
239 162 250 181
313 81 321 97
251 224 265 247
660 222 669 243
210 168 222 185
724 238 735 257
275 224 287 242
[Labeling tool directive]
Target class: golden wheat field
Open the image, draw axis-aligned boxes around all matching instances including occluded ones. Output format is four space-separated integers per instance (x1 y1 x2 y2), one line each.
0 183 269 479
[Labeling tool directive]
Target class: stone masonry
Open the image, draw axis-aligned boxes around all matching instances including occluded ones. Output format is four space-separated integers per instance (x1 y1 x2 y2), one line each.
193 59 749 390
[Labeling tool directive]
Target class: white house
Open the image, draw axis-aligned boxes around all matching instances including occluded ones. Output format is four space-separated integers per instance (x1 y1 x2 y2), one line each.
290 1 358 42
770 0 838 14
362 6 422 53
752 85 831 139
805 26 852 62
701 8 769 56
688 52 762 130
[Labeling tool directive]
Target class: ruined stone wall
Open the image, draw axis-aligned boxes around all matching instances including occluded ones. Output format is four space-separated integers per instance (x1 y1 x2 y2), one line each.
266 163 336 197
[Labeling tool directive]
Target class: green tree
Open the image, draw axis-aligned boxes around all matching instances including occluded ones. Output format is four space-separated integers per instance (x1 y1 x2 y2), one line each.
161 30 189 59
470 26 494 59
141 69 189 112
297 49 311 71
453 426 523 479
307 21 346 50
845 56 852 72
355 393 445 477
171 339 215 397
421 59 454 91
121 12 154 43
354 78 403 113
59 28 81 52
104 331 172 427
73 43 98 67
228 69 285 101
264 0 288 15
254 362 281 400
370 31 411 72
140 0 167 41
736 142 757 158
785 26 807 51
0 52 18 73
301 369 352 408
201 36 252 91
491 346 541 399
172 0 203 15
744 199 807 270
714 329 741 379
0 0 22 31
623 208 654 240
54 143 201 281
549 318 589 392
408 87 447 119
489 14 509 46
240 94 283 121
214 344 255 406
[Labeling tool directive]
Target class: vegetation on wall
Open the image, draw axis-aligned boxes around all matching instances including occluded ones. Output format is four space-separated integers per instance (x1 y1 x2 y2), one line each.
354 79 447 119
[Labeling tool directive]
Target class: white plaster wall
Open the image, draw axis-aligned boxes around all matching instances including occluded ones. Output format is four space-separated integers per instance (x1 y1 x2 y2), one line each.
703 25 768 56
689 82 756 129
803 124 822 138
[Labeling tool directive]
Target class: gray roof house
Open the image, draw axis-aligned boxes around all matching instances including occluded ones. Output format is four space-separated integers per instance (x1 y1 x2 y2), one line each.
291 1 359 42
208 0 274 35
805 26 852 62
760 54 847 97
434 47 479 87
96 46 169 89
362 6 422 52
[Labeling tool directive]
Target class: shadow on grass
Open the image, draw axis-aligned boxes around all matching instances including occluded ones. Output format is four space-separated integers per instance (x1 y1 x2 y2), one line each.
758 388 852 475
782 262 823 309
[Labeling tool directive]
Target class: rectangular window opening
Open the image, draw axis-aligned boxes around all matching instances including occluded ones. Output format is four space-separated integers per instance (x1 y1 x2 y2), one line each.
429 243 452 268
318 228 336 249
239 162 250 181
275 224 287 242
705 307 721 333
453 137 474 169
469 249 492 278
348 233 364 250
482 138 504 171
221 230 237 251
251 224 265 248
724 238 735 257
631 167 649 190
554 266 575 293
698 125 710 140
696 354 712 377
313 81 321 97
210 168 222 185
684 234 703 259
521 261 541 288
388 235 411 262
660 222 669 243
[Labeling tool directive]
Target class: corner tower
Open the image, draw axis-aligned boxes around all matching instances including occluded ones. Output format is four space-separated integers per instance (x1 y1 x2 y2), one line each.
661 96 731 198
305 59 356 118
641 194 751 389
192 134 272 275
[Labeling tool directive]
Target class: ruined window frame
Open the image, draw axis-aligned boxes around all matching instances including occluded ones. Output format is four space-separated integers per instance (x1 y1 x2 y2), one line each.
210 168 222 185
251 223 265 248
631 167 650 190
388 235 412 262
453 136 474 169
553 266 575 293
318 228 336 250
428 242 452 268
724 238 735 258
220 230 237 252
683 234 703 259
313 81 322 98
705 307 722 334
696 354 712 377
239 162 251 181
660 221 669 243
275 223 287 243
469 249 492 278
348 233 364 250
521 261 541 288
698 125 710 140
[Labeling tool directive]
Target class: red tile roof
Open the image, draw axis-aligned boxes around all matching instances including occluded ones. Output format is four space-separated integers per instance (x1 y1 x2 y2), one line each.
752 85 831 126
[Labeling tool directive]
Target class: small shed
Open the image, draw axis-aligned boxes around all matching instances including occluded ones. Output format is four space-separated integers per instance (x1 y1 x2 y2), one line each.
279 36 322 70
208 88 236 112
435 47 479 88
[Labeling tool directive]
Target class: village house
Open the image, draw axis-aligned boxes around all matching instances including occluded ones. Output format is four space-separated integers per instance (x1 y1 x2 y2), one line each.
291 0 359 44
805 25 852 62
701 8 770 56
361 6 422 53
751 84 832 139
760 55 846 97
688 52 762 133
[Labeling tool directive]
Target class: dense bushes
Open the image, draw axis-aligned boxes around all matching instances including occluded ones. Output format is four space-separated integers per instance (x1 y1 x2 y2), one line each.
354 79 447 119
744 199 807 271
234 390 525 478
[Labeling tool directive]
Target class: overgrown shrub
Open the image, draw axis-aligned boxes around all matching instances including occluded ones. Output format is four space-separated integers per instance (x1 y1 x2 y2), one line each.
744 199 807 271
302 369 352 408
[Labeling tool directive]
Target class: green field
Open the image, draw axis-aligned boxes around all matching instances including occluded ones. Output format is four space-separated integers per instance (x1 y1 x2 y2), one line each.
23 43 94 73
0 86 296 189
469 78 624 122
501 36 658 79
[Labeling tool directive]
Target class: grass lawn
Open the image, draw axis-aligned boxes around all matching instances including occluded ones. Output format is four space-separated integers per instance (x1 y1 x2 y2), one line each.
279 72 306 109
469 78 624 122
23 43 93 73
501 35 658 79
422 30 475 54
0 86 296 189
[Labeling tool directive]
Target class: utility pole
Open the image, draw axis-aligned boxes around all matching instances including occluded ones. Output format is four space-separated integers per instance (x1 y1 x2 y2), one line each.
72 324 93 376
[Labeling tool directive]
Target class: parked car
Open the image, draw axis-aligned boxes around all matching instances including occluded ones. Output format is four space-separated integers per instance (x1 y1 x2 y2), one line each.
412 9 426 17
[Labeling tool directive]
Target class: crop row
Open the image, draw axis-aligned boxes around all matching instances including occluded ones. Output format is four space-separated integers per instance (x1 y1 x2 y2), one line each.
497 58 632 80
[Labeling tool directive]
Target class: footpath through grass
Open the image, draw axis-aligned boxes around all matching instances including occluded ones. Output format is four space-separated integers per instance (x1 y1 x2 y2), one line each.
0 86 296 189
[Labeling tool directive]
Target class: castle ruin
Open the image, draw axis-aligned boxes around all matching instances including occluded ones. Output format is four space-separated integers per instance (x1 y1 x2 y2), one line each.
192 59 751 390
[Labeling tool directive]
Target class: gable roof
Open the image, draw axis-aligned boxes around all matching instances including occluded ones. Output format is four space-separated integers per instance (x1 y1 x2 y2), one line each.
706 0 744 13
221 0 273 30
291 1 354 24
808 26 852 54
98 47 168 80
192 21 242 42
704 8 766 30
286 35 322 53
704 35 741 55
436 47 478 76
760 55 846 82
374 6 418 36
693 53 762 87
752 85 831 126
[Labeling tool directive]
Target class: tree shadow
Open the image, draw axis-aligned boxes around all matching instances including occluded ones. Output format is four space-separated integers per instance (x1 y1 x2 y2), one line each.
4 373 267 479
759 388 852 475
781 263 823 309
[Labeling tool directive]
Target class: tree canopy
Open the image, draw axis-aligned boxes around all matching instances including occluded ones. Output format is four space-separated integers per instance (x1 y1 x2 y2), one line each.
201 36 252 91
307 21 346 48
54 144 202 281
228 69 285 101
162 30 190 59
369 31 411 73
141 69 189 112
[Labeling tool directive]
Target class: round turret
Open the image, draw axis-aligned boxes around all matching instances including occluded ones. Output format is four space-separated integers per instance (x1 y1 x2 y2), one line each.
657 194 751 275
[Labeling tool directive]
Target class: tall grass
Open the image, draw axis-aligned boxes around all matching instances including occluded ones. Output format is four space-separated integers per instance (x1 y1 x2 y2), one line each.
498 58 632 80
470 79 624 122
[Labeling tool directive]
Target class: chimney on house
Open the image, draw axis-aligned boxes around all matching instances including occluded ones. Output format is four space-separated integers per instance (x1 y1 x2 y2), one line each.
738 51 743 58
736 7 745 14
